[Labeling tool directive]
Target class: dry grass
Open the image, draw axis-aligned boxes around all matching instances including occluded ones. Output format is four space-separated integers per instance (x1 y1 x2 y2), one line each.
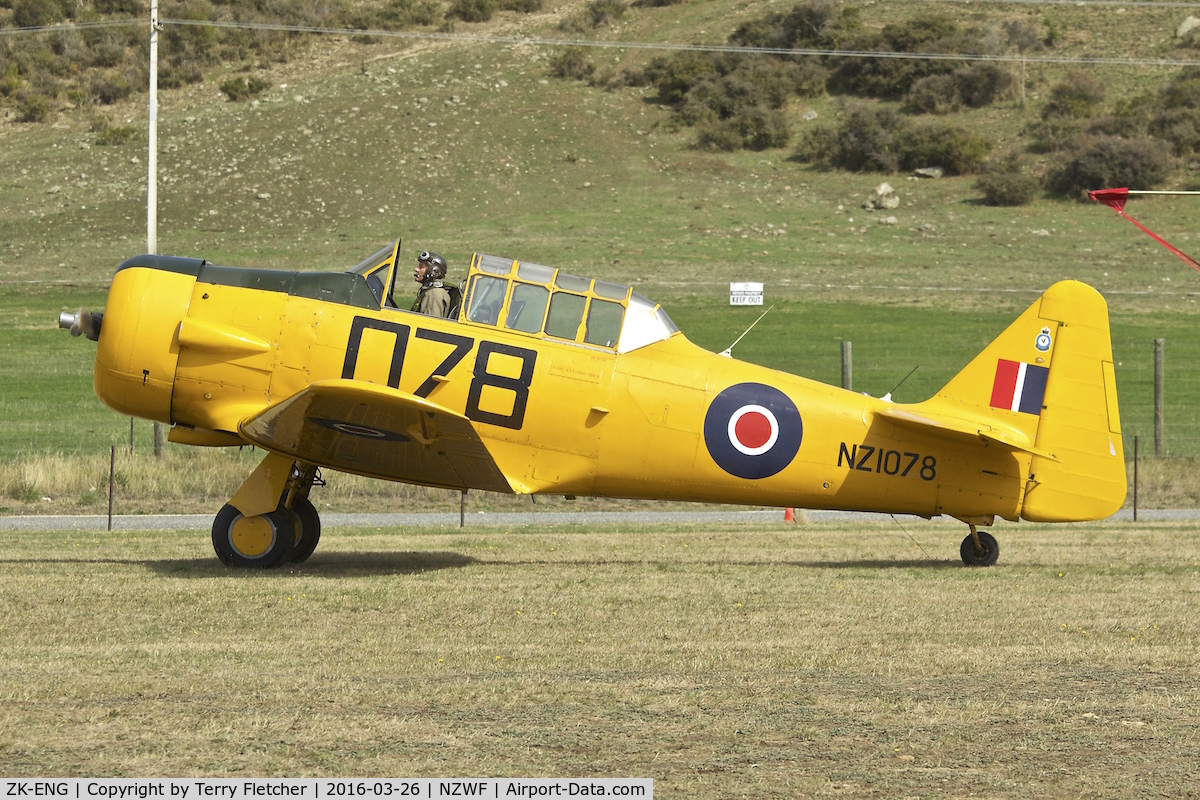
1 449 1195 514
0 519 1197 796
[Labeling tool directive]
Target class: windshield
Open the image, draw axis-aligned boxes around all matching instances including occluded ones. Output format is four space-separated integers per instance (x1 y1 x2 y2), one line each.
348 244 396 276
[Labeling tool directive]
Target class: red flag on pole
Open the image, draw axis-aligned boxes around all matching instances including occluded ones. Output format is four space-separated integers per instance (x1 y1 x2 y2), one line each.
1089 187 1200 274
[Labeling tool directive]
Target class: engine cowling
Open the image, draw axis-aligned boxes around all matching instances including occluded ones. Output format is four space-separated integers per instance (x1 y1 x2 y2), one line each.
93 265 196 424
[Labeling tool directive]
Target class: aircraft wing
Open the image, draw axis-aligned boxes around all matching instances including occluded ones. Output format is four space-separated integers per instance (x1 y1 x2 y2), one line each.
238 379 514 492
878 405 1057 461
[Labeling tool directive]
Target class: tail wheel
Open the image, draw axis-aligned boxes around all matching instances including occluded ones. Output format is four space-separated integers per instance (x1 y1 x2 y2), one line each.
212 503 296 568
288 495 321 563
960 530 1000 567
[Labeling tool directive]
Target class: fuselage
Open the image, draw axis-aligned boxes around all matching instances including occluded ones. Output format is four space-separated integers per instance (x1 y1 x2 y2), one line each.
95 257 1030 521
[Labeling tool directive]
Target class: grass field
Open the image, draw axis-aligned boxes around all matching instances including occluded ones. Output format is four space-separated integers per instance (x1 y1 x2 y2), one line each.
0 519 1197 796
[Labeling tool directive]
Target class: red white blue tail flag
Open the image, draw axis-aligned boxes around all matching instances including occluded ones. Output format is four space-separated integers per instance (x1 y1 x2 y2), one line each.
990 359 1049 415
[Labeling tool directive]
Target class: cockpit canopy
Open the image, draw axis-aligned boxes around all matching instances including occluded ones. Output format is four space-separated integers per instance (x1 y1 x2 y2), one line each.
460 253 678 354
345 242 679 354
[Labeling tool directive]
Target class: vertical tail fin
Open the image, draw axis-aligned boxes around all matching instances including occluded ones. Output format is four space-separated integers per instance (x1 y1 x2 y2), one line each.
933 280 1126 521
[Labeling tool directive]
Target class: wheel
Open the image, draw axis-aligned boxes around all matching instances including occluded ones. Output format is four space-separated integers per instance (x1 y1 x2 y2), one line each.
288 495 321 563
960 530 1000 567
212 503 296 568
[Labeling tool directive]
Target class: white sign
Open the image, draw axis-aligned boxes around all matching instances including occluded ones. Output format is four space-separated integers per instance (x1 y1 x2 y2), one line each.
730 282 764 306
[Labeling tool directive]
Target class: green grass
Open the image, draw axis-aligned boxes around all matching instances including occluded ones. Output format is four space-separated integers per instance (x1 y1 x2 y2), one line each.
0 519 1197 794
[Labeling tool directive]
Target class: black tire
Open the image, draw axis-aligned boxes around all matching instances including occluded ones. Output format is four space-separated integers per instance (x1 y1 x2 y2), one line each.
212 502 296 568
288 495 321 563
960 530 1000 567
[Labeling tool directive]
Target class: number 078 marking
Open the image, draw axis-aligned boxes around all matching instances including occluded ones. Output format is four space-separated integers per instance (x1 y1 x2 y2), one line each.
341 316 537 431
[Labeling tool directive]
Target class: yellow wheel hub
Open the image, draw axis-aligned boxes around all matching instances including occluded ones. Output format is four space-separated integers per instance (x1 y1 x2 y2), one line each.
230 514 275 558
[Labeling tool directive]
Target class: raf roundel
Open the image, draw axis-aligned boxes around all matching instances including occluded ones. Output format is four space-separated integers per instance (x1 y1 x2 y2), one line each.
703 383 803 479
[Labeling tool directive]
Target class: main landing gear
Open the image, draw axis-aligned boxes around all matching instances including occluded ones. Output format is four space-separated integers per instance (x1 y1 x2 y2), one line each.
959 523 1000 567
212 453 323 568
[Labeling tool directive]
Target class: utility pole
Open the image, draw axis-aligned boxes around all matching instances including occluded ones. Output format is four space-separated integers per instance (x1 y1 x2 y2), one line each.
149 0 163 458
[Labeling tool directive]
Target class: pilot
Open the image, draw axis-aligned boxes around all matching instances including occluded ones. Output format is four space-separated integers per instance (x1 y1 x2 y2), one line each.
412 251 451 317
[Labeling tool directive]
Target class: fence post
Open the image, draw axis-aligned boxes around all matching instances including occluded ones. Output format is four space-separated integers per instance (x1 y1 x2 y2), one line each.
1154 338 1165 456
841 340 852 391
1133 435 1138 523
108 445 115 532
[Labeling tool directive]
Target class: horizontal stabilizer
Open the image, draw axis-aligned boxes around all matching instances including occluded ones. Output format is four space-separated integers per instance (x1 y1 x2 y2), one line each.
878 405 1056 460
238 379 514 493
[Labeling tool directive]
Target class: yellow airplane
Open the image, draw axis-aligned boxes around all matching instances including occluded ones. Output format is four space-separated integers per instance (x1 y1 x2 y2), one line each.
60 240 1126 568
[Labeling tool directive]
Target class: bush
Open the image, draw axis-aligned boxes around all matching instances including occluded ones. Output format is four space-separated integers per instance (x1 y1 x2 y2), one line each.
93 121 138 145
792 123 838 163
976 156 1039 206
696 105 790 151
1023 117 1083 154
633 0 685 7
728 1 861 50
642 51 717 104
447 0 496 23
549 47 594 81
499 0 543 10
89 73 132 104
0 63 21 97
954 63 1011 108
94 0 144 13
17 92 50 122
830 104 905 172
13 0 72 27
1149 107 1200 155
1041 71 1105 119
829 14 989 99
586 0 627 26
897 119 990 175
906 73 960 114
1047 136 1172 198
218 75 269 101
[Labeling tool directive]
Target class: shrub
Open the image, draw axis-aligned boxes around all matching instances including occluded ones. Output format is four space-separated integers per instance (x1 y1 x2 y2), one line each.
695 105 789 151
1041 71 1105 119
897 119 990 175
830 104 905 172
633 0 685 7
370 0 444 27
94 0 144 13
89 73 132 104
976 156 1039 206
13 0 72 27
0 63 21 97
549 47 594 81
829 14 990 99
728 1 861 50
1147 107 1200 156
1023 117 1083 154
94 121 138 145
954 63 1011 108
792 123 838 163
1047 136 1172 198
447 0 496 23
218 75 269 101
642 51 717 104
499 0 543 10
17 92 50 122
587 0 627 25
906 73 960 114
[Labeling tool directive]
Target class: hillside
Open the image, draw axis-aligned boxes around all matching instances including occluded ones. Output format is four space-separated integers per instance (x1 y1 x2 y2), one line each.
2 1 1200 302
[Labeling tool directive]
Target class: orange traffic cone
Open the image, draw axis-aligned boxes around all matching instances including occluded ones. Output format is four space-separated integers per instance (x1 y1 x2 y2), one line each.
784 507 795 523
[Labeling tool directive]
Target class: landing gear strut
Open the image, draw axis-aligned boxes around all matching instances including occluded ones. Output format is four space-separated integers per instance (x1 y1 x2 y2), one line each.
959 524 1000 567
212 453 322 568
